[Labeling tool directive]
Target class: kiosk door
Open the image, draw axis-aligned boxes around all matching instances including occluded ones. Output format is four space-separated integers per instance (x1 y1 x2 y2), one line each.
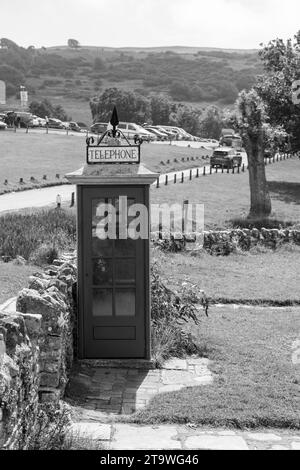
81 186 147 358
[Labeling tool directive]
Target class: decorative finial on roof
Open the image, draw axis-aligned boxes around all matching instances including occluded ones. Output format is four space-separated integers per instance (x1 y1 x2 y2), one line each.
110 106 119 138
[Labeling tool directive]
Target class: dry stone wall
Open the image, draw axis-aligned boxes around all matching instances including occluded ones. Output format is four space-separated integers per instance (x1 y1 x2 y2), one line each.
0 253 76 449
151 229 300 255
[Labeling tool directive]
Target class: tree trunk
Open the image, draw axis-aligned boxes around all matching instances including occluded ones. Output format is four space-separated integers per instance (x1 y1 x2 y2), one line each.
245 130 272 219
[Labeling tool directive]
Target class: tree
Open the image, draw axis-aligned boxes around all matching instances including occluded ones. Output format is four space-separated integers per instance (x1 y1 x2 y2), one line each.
175 105 201 135
169 80 191 101
236 90 272 219
29 99 53 118
0 38 19 50
150 95 172 125
90 88 151 124
68 39 80 49
255 31 300 151
29 99 70 120
199 105 224 139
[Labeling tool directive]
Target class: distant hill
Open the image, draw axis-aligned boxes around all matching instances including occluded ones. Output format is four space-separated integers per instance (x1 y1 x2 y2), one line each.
0 41 263 125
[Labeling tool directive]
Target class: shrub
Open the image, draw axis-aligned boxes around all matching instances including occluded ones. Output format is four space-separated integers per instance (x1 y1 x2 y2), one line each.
26 403 71 450
29 243 59 266
150 264 208 366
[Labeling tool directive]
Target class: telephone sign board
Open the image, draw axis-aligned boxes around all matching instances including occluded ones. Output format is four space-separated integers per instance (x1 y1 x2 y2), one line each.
87 145 140 164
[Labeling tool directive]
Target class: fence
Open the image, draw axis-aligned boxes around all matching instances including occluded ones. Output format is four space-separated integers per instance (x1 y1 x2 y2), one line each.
155 152 295 188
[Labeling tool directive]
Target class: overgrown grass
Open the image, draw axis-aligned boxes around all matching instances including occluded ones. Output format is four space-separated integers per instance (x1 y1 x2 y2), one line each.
133 305 300 429
0 209 76 260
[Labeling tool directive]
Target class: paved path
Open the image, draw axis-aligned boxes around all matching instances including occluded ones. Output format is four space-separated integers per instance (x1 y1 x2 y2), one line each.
65 356 300 450
0 184 75 214
66 358 213 416
68 422 300 450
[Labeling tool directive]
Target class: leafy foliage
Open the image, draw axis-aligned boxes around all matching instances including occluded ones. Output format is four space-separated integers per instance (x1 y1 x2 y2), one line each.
26 403 71 450
151 264 208 366
29 99 71 121
199 105 224 139
255 31 300 151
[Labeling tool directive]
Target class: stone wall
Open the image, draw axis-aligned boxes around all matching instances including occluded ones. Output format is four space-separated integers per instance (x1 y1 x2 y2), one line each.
0 253 76 449
151 229 300 255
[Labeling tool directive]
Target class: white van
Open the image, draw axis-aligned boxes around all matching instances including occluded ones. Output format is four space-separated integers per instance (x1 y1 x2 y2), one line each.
117 122 155 142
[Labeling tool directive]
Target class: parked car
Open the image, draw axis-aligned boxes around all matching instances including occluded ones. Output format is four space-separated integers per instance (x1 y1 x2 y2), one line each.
31 115 43 127
143 126 168 141
152 126 177 140
0 121 7 130
47 118 64 129
68 121 82 132
210 147 242 169
117 122 155 142
91 122 108 134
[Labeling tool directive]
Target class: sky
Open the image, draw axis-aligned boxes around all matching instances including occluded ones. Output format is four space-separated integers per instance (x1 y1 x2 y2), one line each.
1 0 300 50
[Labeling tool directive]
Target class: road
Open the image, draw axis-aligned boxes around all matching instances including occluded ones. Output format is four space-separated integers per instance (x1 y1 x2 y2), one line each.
0 151 248 214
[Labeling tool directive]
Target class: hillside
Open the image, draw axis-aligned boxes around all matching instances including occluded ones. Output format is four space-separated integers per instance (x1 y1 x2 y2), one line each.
0 41 263 125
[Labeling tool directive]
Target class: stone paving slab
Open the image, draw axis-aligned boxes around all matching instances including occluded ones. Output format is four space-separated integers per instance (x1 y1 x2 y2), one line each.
66 356 213 415
184 435 249 450
110 424 182 450
68 421 300 450
69 422 111 441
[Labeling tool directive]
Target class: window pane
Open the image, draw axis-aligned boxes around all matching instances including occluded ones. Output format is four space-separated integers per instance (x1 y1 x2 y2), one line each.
115 289 136 316
93 289 112 316
92 198 114 232
92 236 112 257
93 258 113 285
115 238 136 257
115 259 135 284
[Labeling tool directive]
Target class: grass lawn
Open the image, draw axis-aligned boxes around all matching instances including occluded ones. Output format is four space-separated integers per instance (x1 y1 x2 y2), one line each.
133 305 300 429
0 131 212 194
151 158 300 230
0 261 39 305
153 245 300 305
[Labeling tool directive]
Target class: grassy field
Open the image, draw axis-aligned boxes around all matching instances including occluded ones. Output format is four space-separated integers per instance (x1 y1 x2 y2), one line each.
0 262 39 305
0 131 212 194
153 245 300 305
151 158 300 229
133 305 300 429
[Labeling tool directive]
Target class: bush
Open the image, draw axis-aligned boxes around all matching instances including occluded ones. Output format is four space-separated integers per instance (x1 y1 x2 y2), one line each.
26 403 71 450
150 265 208 366
29 243 59 266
